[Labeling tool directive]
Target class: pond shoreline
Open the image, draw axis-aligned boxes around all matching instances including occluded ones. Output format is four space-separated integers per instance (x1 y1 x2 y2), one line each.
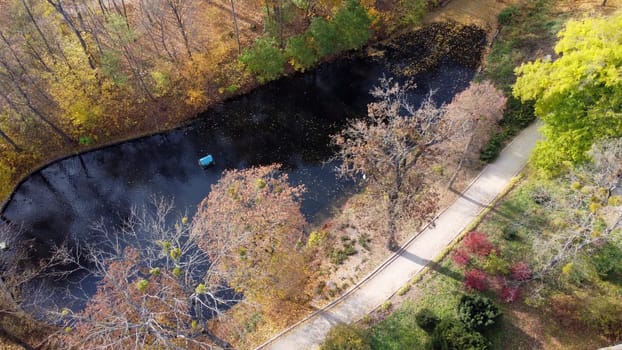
0 20 490 217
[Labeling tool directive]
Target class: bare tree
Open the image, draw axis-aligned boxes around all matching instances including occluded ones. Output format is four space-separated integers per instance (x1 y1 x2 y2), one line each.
46 0 97 70
531 139 622 281
332 77 463 250
445 80 507 166
163 0 195 59
47 198 236 349
230 0 241 54
0 220 36 314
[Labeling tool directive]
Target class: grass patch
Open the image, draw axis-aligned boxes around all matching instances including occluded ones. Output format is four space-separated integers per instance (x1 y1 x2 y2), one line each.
482 0 564 92
369 302 428 350
328 237 358 265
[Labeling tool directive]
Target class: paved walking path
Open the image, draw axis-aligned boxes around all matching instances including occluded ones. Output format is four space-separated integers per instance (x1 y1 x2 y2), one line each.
257 122 542 350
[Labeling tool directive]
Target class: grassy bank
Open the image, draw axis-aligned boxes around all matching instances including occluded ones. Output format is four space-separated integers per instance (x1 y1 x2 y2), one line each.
360 169 621 349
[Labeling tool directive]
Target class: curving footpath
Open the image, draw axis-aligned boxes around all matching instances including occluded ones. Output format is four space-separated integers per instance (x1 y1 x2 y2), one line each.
257 122 542 350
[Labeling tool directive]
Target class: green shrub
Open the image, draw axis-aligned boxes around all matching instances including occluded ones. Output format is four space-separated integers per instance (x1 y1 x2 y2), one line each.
415 308 440 333
240 37 286 83
315 280 326 295
431 318 488 350
457 295 502 331
498 5 518 26
328 240 357 265
483 252 510 275
399 0 429 26
480 98 535 163
582 296 622 341
224 84 239 94
308 230 329 248
358 233 371 251
501 225 520 241
500 97 536 130
321 323 372 350
591 243 622 282
79 135 94 145
380 302 392 312
480 132 505 162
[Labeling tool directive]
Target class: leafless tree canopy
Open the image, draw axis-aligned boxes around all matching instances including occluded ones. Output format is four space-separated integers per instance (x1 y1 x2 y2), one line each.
531 139 622 282
332 76 467 249
46 198 236 350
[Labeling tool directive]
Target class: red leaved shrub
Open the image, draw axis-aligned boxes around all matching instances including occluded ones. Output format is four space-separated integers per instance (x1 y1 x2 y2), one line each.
510 261 532 281
500 285 520 302
464 269 487 291
451 248 471 266
463 231 493 257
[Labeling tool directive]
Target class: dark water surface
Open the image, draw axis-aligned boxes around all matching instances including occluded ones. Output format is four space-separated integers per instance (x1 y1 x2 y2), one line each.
2 48 478 310
3 57 475 251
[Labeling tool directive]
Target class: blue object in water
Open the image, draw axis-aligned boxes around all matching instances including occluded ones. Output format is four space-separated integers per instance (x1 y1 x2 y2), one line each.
199 154 214 168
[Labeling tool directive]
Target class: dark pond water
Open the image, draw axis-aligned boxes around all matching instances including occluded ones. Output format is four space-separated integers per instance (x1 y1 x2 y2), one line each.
1 29 482 307
2 60 475 248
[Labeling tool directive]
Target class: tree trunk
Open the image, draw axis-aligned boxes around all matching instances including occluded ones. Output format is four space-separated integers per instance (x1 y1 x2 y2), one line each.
167 0 193 59
20 0 56 60
46 0 97 70
0 31 55 105
230 0 241 54
22 38 52 73
386 187 399 251
78 154 90 178
0 79 74 145
0 129 22 152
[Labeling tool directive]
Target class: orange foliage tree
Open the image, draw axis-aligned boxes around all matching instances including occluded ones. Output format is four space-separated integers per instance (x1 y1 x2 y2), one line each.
192 164 310 320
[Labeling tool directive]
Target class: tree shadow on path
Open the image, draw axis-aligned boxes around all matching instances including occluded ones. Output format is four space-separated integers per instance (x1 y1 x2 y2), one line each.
399 250 463 281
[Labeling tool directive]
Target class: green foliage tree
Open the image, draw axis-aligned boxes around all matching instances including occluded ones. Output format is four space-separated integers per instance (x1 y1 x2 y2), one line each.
240 36 286 83
321 323 372 350
285 33 320 71
513 12 622 175
332 0 372 52
431 319 488 350
307 0 371 58
309 17 340 57
457 295 502 331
